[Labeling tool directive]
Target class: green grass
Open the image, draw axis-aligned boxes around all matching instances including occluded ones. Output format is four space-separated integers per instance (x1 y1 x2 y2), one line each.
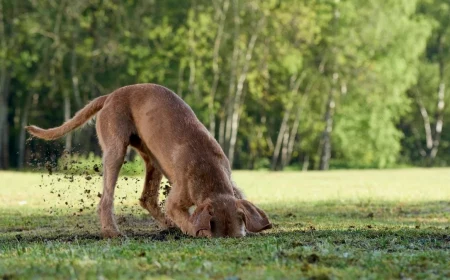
1 168 449 279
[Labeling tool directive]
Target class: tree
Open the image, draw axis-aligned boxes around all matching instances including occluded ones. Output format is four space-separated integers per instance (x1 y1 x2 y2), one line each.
404 0 450 166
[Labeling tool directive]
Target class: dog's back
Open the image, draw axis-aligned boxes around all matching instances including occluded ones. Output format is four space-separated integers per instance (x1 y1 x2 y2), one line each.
101 84 231 184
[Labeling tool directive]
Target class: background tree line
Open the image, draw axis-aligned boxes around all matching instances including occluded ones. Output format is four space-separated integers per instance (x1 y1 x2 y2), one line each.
0 0 449 171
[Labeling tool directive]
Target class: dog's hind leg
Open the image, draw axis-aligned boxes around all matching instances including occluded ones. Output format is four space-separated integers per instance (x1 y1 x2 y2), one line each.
99 148 127 238
96 110 130 238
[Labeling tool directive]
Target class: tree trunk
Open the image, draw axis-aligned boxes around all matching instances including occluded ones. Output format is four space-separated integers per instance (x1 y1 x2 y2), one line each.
319 73 338 171
319 103 333 170
18 93 33 169
222 0 240 151
261 115 274 152
302 154 309 171
271 110 290 170
71 40 82 108
282 84 311 169
279 125 290 170
415 33 446 166
319 4 340 171
64 91 72 152
416 83 445 166
428 35 446 163
429 82 445 161
0 0 10 169
227 21 262 165
208 0 229 137
0 74 9 169
417 98 433 150
270 72 305 170
0 71 9 169
187 4 199 101
1 119 9 169
282 108 302 168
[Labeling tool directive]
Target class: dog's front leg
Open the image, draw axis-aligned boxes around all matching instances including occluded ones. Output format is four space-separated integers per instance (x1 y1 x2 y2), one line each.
138 163 169 228
165 198 195 236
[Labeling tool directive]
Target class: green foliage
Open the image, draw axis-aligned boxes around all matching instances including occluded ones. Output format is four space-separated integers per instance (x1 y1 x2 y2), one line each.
1 0 449 170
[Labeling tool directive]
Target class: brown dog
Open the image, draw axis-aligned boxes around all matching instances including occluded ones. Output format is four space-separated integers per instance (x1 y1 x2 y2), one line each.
26 84 271 238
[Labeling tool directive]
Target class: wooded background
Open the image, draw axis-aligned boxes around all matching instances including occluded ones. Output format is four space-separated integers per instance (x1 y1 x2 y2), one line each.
1 0 449 170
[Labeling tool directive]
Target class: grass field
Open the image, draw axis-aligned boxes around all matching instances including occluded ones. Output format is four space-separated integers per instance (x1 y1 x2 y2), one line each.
0 168 449 279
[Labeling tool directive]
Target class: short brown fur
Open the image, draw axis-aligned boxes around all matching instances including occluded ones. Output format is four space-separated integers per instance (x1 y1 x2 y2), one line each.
26 84 271 238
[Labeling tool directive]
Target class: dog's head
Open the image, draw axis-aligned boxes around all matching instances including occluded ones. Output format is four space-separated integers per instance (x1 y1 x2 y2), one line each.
189 196 272 238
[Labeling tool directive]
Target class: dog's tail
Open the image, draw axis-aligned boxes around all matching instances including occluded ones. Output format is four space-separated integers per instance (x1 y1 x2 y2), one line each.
26 95 109 140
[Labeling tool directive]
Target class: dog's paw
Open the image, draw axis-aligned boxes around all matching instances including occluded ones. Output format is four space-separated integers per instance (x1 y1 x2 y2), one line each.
156 216 176 229
196 229 212 238
101 229 124 239
164 217 176 228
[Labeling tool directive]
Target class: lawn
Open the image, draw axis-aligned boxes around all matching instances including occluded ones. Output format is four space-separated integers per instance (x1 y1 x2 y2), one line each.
0 168 449 279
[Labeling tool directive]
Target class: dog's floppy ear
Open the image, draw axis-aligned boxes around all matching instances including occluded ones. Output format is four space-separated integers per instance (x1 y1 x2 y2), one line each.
189 202 213 237
236 199 272 233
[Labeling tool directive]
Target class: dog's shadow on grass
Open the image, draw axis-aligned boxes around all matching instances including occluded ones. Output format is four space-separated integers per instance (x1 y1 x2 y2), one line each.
1 227 187 244
264 227 450 250
2 225 449 250
0 211 188 244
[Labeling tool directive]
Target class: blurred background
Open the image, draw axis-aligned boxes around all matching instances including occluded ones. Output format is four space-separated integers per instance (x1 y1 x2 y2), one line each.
0 0 449 171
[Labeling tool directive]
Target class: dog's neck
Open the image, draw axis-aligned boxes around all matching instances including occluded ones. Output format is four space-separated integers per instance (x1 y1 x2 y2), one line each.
179 151 235 204
193 176 234 202
187 168 234 203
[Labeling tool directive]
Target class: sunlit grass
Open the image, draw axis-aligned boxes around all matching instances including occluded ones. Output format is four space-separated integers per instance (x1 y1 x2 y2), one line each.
0 169 449 279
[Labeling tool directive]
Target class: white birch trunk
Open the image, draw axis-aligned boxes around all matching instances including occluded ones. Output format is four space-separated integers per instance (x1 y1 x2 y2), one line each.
429 82 445 161
227 17 265 165
208 0 230 137
271 110 290 170
223 0 240 150
319 73 338 171
283 108 302 168
270 72 305 170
